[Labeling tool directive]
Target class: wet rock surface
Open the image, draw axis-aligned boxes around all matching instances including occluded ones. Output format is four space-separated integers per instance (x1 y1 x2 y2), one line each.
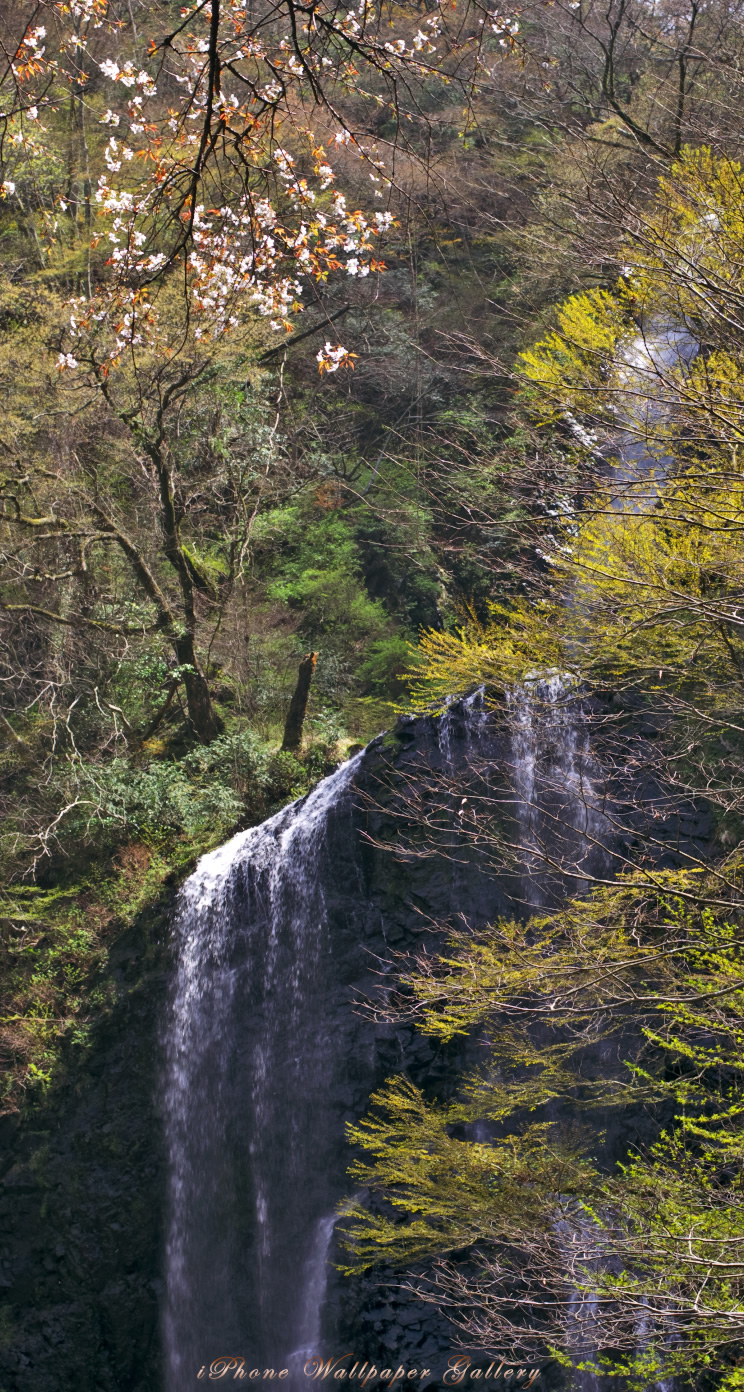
0 696 710 1392
0 705 508 1392
0 890 170 1392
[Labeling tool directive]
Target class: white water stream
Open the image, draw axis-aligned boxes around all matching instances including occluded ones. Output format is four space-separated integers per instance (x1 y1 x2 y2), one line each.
501 319 699 1387
161 321 695 1391
163 753 364 1390
506 671 611 907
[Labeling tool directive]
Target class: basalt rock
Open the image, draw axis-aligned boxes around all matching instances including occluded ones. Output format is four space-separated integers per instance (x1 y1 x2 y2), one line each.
0 694 710 1392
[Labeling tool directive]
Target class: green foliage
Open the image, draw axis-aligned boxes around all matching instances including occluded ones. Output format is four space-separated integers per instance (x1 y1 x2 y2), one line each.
270 565 389 642
71 757 244 844
54 729 321 851
519 287 633 421
405 600 565 711
341 1076 596 1272
260 504 392 647
358 635 415 696
342 877 744 1378
339 148 744 1385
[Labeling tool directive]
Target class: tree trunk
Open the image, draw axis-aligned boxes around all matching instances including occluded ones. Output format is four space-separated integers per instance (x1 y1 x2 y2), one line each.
281 652 317 752
149 438 223 744
88 497 224 745
91 384 227 746
176 634 224 743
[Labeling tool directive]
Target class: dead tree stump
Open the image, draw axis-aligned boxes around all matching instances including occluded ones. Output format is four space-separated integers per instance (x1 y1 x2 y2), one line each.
281 651 317 751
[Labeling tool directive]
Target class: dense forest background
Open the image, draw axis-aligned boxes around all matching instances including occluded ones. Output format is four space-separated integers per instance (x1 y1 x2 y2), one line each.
0 0 605 1111
4 0 744 1383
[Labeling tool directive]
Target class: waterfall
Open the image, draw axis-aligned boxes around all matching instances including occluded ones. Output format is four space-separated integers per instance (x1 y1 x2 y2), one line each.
501 321 700 906
500 321 701 1387
287 1212 341 1375
160 703 505 1388
160 324 696 1391
163 752 365 1389
609 321 697 503
506 671 611 908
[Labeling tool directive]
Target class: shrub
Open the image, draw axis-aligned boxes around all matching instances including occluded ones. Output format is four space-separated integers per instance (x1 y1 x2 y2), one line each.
358 635 416 697
52 729 308 853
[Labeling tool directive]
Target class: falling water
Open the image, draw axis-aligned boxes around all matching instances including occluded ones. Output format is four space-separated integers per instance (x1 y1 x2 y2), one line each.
286 1212 341 1377
163 753 364 1389
161 703 505 1389
161 328 696 1392
501 322 701 1387
609 321 698 504
506 672 611 908
503 321 700 901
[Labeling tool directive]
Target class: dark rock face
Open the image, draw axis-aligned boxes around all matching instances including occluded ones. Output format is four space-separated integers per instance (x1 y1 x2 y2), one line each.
588 688 713 872
0 696 711 1392
160 702 514 1391
0 892 170 1392
0 704 511 1392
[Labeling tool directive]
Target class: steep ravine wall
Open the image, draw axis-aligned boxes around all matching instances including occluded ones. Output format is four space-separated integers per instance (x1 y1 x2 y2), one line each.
0 706 511 1392
161 700 520 1390
0 693 711 1392
0 880 171 1392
